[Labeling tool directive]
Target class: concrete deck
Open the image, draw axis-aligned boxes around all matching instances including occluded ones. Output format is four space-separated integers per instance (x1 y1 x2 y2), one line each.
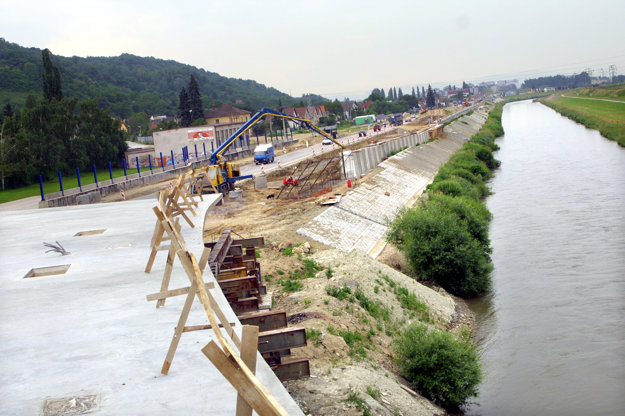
0 197 303 415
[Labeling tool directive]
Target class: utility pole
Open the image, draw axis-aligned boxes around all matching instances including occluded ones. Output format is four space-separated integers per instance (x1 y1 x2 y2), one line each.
609 65 617 84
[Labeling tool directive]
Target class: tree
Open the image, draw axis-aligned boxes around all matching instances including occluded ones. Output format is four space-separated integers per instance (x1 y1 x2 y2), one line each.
42 49 63 102
380 88 385 99
366 91 384 102
187 74 203 124
426 84 436 108
127 112 150 138
325 99 343 117
178 87 191 127
421 86 426 98
3 104 14 118
411 87 416 98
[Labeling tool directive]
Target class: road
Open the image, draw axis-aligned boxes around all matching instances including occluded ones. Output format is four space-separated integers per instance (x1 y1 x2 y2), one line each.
239 125 387 177
0 125 387 211
561 95 625 104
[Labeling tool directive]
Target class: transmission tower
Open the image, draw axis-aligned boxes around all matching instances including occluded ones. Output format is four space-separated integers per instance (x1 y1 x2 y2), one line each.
600 68 606 79
584 67 594 77
609 65 617 83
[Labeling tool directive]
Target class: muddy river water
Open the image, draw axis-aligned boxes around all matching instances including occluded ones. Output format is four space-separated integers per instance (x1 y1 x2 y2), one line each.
466 100 625 415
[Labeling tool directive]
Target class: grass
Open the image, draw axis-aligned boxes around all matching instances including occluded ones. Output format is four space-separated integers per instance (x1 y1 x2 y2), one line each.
346 388 372 416
540 96 625 146
307 328 323 346
0 167 131 204
326 285 351 300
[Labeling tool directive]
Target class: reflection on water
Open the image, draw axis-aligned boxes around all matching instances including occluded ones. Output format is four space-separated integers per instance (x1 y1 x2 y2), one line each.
466 100 625 415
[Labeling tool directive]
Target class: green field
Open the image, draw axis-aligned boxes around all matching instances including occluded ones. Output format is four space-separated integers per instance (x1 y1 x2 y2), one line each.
554 97 625 121
0 167 137 204
540 95 625 147
570 83 625 102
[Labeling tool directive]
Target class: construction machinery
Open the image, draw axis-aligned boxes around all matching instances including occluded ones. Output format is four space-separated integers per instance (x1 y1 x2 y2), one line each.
206 108 343 194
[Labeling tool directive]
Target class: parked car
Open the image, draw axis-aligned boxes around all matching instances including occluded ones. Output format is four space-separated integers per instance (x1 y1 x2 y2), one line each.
373 124 381 132
322 137 333 145
358 130 367 137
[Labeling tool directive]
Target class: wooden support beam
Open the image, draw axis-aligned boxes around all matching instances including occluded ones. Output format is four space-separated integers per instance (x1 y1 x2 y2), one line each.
257 327 307 354
239 310 288 332
236 325 259 416
202 341 289 416
182 322 235 333
146 282 215 302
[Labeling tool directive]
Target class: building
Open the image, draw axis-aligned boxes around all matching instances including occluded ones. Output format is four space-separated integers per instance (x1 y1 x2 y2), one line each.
152 126 216 165
204 103 251 125
124 141 155 168
204 104 252 146
341 102 357 120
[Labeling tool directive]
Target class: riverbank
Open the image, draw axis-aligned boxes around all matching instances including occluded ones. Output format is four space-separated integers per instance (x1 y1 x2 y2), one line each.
539 93 625 147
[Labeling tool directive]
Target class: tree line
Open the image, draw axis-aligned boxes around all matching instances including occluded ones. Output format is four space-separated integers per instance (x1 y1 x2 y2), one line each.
0 49 126 190
0 38 326 123
521 72 592 90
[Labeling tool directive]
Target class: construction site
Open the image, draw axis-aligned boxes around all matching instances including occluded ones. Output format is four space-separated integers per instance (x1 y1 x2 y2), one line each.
0 105 492 416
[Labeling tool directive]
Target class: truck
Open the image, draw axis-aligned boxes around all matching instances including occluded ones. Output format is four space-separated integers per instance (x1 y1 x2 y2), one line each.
253 144 274 164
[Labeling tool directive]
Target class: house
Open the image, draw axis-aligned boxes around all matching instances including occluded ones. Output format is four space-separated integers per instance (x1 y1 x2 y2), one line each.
341 102 357 120
148 115 175 131
204 104 251 125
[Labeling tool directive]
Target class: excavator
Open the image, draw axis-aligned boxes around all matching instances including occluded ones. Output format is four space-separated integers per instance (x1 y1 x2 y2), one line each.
205 108 344 193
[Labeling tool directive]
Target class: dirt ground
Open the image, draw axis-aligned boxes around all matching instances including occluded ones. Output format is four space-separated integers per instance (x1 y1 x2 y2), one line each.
110 114 472 416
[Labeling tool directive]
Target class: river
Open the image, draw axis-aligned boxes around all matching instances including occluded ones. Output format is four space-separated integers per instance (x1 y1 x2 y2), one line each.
467 100 625 415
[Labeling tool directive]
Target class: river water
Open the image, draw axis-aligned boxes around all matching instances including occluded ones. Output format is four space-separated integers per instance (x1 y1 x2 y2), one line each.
466 100 625 415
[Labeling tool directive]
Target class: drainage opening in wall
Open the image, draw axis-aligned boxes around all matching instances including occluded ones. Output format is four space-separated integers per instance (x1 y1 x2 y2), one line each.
24 264 71 279
74 229 106 237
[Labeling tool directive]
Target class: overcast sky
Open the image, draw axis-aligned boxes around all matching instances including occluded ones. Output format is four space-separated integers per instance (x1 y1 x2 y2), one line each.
2 0 625 100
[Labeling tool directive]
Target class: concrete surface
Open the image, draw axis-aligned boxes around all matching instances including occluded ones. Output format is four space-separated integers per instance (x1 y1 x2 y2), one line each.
297 111 489 256
0 197 303 415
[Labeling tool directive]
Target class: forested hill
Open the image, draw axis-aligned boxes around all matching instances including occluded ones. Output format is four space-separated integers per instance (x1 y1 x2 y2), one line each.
0 38 324 117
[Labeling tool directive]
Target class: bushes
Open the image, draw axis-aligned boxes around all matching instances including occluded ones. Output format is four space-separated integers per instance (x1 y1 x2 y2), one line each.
388 205 491 297
394 323 482 411
389 104 504 298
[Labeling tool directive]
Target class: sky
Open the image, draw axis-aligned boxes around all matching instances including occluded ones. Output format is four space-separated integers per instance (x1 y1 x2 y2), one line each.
2 0 625 100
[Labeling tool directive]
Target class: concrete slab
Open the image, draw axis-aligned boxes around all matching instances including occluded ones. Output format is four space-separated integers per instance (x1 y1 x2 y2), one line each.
0 197 303 415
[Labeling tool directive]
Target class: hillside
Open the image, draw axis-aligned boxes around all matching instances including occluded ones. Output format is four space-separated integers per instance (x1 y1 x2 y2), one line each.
0 38 326 117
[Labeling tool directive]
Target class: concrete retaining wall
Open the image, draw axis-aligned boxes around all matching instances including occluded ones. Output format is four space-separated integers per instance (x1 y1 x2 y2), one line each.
298 106 491 256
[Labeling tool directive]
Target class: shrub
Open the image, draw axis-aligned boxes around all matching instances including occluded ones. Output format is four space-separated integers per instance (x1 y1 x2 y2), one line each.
325 285 351 300
394 323 482 412
427 194 492 251
388 206 491 297
302 258 323 278
428 179 464 197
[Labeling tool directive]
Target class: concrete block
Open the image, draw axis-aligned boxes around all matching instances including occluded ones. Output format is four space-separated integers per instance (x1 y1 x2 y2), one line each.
254 175 268 189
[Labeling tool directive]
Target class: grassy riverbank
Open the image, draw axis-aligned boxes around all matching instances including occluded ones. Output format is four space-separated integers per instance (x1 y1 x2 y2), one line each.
389 103 504 298
539 93 625 147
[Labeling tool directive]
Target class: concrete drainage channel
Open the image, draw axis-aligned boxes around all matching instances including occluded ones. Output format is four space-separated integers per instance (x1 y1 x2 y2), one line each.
298 108 491 256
